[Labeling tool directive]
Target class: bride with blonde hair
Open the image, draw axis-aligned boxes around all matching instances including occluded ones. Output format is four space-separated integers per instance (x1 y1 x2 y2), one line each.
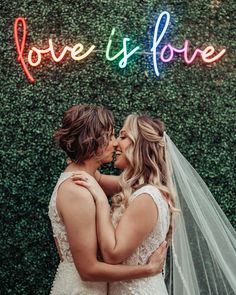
73 114 236 295
48 106 167 295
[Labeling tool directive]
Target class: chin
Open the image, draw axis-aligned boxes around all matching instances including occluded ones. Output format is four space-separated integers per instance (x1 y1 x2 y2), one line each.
101 156 113 164
114 159 119 168
114 160 124 170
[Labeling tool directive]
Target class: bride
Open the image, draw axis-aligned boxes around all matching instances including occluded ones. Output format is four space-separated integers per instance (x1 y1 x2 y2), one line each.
72 114 236 295
73 115 174 294
48 105 167 295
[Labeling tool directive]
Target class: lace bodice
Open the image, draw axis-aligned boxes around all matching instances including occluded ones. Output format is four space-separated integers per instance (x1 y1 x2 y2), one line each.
112 185 170 265
48 172 74 262
48 172 107 295
109 185 170 295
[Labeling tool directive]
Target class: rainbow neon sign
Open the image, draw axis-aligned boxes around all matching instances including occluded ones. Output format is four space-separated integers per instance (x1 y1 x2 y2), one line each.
14 11 226 83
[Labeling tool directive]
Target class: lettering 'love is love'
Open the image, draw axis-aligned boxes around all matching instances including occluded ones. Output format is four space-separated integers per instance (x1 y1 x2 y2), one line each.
14 11 226 83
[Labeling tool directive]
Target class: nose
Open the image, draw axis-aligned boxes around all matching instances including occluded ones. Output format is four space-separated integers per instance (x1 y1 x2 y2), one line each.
113 137 118 147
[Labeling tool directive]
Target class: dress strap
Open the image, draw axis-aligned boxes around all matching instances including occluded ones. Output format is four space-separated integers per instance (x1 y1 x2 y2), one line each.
52 172 75 197
129 185 168 210
129 185 170 236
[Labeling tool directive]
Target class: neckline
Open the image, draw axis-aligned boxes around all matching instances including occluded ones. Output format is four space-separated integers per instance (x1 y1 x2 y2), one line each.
61 171 75 174
61 171 82 175
133 185 169 206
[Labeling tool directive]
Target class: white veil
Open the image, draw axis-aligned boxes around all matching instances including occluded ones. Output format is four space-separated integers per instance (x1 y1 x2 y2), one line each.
164 133 236 295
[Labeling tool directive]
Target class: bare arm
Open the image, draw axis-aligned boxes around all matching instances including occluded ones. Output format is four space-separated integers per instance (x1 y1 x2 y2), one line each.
94 194 158 264
57 181 166 282
71 172 160 264
95 170 121 196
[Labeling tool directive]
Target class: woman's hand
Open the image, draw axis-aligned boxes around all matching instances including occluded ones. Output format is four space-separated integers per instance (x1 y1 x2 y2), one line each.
147 241 167 275
71 171 107 202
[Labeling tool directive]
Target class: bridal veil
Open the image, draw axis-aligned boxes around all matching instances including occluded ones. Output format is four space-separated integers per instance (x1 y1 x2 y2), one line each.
164 133 236 295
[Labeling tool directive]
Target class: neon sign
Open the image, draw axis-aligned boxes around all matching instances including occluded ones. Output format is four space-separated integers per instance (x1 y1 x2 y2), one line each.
106 28 140 68
14 17 96 83
14 12 226 83
150 11 226 76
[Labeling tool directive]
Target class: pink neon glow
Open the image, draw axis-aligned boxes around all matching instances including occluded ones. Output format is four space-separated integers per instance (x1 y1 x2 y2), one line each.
201 46 226 63
14 14 226 83
160 40 226 65
160 40 203 64
160 44 174 62
14 17 95 82
14 17 35 83
183 41 203 64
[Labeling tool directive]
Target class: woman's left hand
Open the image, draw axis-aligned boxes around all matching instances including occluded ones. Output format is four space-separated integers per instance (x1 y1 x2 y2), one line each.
148 241 167 275
71 171 107 202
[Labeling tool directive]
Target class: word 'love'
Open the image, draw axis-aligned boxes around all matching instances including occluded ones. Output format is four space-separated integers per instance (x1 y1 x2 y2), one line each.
14 11 226 83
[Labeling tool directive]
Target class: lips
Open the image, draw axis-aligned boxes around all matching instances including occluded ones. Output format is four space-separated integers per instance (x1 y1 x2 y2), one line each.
114 150 122 162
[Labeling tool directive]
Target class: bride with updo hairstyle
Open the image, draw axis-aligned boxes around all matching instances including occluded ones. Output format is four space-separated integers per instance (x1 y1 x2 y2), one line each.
72 113 236 295
53 104 114 164
48 105 167 295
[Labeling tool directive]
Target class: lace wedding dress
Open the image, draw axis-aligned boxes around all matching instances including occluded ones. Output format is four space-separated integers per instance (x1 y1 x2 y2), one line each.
48 172 107 295
109 185 170 295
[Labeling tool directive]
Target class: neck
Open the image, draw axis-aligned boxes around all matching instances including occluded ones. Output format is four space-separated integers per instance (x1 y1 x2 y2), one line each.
65 159 100 177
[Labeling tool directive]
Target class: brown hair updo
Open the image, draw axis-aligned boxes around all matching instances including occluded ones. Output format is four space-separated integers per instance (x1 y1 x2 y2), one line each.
53 104 114 163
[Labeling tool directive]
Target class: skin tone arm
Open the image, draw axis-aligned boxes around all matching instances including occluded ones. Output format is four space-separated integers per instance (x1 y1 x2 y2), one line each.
95 170 120 196
68 161 120 196
71 173 162 264
57 180 167 282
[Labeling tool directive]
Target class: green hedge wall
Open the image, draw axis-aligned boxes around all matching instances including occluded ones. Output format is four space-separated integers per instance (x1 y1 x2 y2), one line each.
1 0 235 294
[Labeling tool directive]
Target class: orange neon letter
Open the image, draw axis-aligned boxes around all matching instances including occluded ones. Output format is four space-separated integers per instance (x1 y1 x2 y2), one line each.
201 46 226 63
28 39 96 65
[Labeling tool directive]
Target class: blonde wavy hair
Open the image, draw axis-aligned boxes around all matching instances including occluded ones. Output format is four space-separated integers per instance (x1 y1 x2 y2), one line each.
112 114 177 217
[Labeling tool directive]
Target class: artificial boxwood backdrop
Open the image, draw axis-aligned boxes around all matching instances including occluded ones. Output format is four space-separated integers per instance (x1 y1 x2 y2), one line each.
1 0 235 294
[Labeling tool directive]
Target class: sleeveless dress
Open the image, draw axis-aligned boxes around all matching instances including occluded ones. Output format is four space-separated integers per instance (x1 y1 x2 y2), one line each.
109 185 170 295
48 172 107 295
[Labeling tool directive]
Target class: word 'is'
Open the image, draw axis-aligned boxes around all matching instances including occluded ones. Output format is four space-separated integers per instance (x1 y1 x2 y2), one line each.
14 11 226 83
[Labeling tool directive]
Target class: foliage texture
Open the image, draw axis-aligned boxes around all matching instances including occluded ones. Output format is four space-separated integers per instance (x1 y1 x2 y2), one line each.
0 0 235 294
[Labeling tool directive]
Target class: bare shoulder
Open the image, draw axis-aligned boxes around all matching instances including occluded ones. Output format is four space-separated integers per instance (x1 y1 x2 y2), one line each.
57 178 95 211
130 193 158 209
125 193 159 222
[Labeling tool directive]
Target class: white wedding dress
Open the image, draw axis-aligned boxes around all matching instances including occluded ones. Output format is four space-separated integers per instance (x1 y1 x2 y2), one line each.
48 172 107 295
109 185 170 295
